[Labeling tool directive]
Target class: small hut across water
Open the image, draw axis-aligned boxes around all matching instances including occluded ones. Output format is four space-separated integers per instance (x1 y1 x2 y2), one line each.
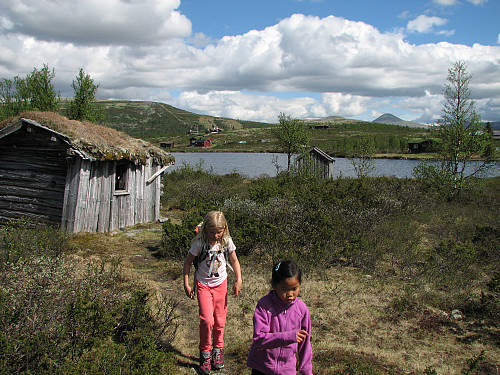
0 112 174 233
296 146 335 179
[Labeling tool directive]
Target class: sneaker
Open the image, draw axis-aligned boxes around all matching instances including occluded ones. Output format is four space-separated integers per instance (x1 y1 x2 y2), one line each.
199 351 211 375
211 348 224 370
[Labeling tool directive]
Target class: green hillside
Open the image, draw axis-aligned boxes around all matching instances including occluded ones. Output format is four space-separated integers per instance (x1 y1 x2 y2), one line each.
93 100 270 139
76 99 429 156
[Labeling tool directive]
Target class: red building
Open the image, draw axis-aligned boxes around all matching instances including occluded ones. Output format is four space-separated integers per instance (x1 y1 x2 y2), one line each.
189 137 213 147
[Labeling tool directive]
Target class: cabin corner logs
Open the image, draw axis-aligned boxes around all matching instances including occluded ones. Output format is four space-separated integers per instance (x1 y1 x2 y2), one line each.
0 114 174 233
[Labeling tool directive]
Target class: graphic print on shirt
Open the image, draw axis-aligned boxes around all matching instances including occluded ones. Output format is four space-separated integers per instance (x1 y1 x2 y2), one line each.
205 252 222 277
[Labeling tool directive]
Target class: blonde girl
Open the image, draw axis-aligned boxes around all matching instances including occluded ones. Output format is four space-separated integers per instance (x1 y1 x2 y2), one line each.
183 210 242 375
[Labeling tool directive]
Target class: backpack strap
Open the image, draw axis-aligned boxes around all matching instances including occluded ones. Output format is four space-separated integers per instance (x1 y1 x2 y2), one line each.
193 242 234 275
223 244 234 273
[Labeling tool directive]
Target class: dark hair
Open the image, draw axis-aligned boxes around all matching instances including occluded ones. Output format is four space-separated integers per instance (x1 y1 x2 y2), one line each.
271 259 302 287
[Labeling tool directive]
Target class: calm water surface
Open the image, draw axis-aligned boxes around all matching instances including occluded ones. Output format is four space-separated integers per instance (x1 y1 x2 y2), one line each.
168 152 500 179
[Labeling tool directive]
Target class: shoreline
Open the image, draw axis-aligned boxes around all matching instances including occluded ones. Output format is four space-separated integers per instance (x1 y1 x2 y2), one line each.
168 149 472 161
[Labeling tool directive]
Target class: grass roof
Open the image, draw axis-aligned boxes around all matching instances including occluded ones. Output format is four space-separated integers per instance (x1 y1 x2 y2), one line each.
0 111 174 165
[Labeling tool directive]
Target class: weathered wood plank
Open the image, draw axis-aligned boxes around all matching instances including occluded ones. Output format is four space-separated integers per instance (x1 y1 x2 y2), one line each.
61 159 81 232
0 194 63 210
73 161 91 233
0 185 64 203
0 161 68 175
97 163 113 232
0 200 63 217
0 208 61 225
0 173 66 191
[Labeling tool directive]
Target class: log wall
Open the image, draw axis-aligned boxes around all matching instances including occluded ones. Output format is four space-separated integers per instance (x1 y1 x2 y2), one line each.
0 126 67 225
1 121 166 233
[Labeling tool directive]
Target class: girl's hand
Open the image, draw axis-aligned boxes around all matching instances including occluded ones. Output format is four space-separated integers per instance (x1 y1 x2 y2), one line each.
232 279 242 297
296 330 308 343
184 284 195 299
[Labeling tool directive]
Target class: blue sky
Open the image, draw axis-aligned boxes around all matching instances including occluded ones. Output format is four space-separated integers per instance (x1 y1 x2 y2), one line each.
1 0 499 123
181 0 499 46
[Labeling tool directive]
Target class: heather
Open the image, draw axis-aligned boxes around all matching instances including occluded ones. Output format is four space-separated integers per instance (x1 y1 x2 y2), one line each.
1 166 499 373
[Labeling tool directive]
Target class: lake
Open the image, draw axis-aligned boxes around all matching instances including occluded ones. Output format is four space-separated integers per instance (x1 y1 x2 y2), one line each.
167 152 500 179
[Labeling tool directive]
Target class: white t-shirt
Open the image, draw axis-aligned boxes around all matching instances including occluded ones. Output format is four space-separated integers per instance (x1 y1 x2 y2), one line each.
189 238 236 287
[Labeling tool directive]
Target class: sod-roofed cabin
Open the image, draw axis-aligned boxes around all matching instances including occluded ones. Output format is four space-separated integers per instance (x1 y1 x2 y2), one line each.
0 112 174 233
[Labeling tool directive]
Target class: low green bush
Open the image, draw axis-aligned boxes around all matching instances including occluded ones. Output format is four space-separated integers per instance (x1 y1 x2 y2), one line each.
159 209 209 259
162 163 245 211
159 167 500 325
0 217 69 264
0 219 178 374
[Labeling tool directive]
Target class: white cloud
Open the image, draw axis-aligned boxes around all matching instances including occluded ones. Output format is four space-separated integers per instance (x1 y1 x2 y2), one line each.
434 0 488 6
189 32 212 48
398 10 411 19
467 0 488 5
433 0 458 5
407 15 450 34
398 90 445 123
0 5 499 123
175 91 314 123
0 0 191 46
172 91 373 123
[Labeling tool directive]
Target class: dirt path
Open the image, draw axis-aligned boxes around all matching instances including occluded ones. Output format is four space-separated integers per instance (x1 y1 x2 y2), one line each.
71 222 255 374
70 221 500 374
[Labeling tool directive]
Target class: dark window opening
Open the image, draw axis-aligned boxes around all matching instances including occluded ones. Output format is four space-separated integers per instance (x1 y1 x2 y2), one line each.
115 163 128 191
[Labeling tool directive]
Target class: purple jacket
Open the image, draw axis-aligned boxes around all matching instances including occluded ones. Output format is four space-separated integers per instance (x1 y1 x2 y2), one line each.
247 290 313 375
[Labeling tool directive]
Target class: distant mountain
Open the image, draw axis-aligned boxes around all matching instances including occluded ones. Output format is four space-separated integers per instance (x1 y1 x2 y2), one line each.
304 116 367 124
372 113 427 128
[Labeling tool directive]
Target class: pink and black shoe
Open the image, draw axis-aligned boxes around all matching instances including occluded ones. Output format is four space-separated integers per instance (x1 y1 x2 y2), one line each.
199 351 211 374
211 348 224 370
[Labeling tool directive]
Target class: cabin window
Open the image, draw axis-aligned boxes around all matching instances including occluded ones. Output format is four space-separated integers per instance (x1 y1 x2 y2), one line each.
115 162 129 193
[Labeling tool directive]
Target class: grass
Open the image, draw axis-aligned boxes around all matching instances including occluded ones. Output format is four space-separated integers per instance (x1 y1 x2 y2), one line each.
153 123 428 156
67 217 500 374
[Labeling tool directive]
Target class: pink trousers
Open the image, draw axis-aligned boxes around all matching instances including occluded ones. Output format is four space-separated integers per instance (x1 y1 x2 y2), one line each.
197 279 228 352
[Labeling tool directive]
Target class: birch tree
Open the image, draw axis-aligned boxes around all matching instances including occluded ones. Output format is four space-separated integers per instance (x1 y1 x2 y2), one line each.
414 61 494 199
273 112 310 172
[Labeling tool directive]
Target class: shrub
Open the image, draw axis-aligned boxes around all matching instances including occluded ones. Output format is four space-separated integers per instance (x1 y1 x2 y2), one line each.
0 217 69 264
159 210 207 259
0 219 179 374
162 163 245 211
160 169 499 324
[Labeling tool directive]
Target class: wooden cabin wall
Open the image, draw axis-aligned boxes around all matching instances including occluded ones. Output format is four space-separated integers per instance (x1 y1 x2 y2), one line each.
110 159 162 231
296 151 334 179
310 153 334 179
62 158 163 233
0 126 67 225
62 158 113 233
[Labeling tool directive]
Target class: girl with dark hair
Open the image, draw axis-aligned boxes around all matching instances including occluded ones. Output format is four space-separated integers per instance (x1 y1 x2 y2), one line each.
247 260 312 375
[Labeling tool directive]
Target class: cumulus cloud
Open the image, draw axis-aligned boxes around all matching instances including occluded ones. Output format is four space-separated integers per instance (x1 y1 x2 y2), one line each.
407 15 452 35
0 2 499 123
434 0 487 5
399 90 445 123
467 0 488 5
172 90 373 123
433 0 458 5
0 0 191 46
